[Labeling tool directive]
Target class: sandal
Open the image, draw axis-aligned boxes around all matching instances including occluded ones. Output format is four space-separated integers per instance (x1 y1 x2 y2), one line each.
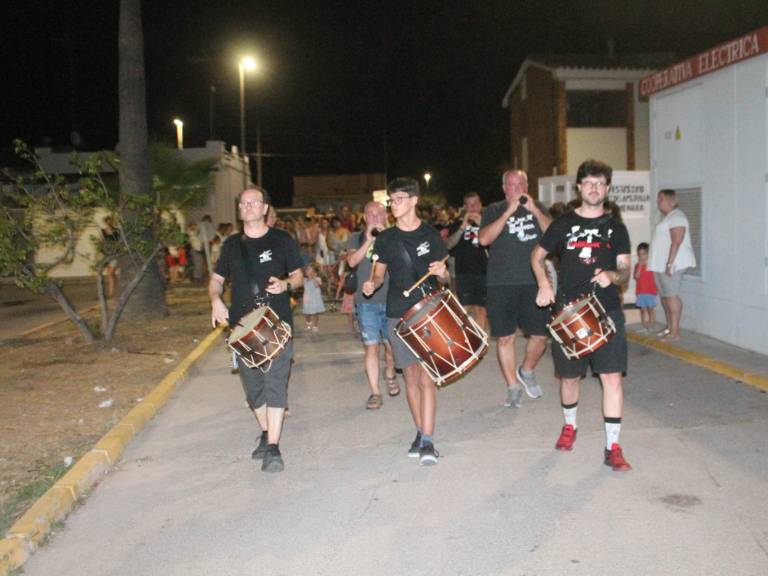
366 394 383 410
656 328 671 337
385 374 400 397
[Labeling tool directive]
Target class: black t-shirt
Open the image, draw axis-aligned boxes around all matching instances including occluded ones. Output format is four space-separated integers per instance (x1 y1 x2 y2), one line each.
448 220 487 275
481 200 545 286
373 222 448 318
539 212 630 311
214 229 304 326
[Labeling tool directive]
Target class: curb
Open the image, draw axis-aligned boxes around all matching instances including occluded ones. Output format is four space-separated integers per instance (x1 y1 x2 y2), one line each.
627 332 768 392
0 325 225 576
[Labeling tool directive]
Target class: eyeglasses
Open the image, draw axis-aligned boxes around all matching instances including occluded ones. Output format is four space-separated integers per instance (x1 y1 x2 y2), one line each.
239 199 265 208
388 195 412 205
580 180 608 191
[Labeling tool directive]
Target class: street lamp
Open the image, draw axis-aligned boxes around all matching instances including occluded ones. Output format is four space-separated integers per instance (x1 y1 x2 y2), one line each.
238 56 259 186
172 118 184 150
424 172 432 193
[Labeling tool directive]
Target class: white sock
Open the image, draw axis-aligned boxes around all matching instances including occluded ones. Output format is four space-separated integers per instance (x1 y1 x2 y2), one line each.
605 420 621 448
562 403 578 428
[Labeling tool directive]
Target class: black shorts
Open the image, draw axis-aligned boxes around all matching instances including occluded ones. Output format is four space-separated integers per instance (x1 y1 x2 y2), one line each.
551 309 627 378
455 274 487 306
237 340 293 409
486 284 549 338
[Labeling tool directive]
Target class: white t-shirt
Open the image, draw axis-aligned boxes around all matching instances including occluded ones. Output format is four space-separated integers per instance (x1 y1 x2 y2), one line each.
648 208 696 273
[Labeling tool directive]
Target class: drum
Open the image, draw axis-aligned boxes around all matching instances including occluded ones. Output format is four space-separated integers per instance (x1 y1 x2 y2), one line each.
548 292 616 360
227 306 292 371
396 290 488 387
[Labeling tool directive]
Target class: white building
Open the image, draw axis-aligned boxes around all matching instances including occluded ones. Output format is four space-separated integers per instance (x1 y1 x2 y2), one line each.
643 26 768 354
32 141 250 277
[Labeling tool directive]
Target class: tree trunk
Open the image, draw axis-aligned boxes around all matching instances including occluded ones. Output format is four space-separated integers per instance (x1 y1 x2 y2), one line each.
46 282 96 342
118 0 167 319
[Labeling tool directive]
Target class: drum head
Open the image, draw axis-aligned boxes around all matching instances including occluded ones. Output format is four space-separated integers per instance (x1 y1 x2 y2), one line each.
399 291 445 330
229 307 269 342
552 295 590 324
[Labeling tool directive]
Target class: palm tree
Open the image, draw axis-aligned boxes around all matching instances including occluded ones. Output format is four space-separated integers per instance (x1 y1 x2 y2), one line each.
118 0 167 318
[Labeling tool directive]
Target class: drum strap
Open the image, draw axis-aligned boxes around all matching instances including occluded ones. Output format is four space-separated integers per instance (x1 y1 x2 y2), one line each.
238 235 270 307
396 237 424 291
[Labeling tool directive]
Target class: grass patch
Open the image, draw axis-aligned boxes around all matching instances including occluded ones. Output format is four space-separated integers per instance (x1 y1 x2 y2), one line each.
0 460 69 536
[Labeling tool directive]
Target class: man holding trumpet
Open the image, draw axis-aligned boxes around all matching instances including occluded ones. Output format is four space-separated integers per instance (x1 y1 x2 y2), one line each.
363 177 449 466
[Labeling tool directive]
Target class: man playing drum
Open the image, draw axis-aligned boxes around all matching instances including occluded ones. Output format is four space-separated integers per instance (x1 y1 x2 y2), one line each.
479 170 551 408
209 187 304 473
531 159 633 472
363 177 449 466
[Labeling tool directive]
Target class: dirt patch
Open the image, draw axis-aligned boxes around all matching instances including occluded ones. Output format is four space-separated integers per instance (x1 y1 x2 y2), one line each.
0 286 212 534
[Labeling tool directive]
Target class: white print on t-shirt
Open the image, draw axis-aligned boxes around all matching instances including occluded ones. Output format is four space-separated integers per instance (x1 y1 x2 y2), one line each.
506 213 538 242
463 225 480 246
565 225 614 265
259 250 273 263
416 241 431 257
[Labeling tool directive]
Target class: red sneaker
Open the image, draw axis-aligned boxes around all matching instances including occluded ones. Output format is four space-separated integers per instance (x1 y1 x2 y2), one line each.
555 425 577 451
604 443 632 471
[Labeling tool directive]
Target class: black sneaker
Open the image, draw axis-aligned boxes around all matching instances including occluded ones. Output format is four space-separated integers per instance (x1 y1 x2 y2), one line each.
261 444 284 473
419 442 439 466
408 432 422 458
251 432 268 460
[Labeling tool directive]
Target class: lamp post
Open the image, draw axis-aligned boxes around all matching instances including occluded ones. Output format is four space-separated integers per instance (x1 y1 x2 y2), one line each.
424 172 432 193
238 56 258 187
173 118 184 150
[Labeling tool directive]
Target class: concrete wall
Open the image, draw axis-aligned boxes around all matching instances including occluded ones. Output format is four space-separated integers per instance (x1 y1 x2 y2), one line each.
650 53 768 354
566 128 628 173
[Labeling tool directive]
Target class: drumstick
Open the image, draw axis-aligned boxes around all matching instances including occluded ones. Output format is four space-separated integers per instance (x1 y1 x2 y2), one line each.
402 255 449 298
367 254 379 283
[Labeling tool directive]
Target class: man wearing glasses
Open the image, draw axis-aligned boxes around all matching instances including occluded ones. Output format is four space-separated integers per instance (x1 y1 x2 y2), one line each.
209 187 304 473
479 170 551 409
362 177 449 465
531 159 633 471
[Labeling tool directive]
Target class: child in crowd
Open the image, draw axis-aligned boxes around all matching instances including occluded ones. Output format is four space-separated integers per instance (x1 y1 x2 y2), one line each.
633 242 657 332
303 262 326 332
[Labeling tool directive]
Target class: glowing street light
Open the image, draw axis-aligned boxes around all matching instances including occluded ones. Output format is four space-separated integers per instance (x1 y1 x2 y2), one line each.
423 172 432 192
238 55 261 186
172 118 184 150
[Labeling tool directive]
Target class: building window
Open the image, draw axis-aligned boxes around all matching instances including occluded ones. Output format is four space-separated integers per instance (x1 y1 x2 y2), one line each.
674 187 702 279
566 90 626 127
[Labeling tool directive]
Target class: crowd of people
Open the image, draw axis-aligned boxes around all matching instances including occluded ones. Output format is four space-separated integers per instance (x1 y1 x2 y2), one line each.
208 161 696 474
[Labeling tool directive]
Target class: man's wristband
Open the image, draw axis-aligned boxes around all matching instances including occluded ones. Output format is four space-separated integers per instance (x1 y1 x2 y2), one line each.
286 281 292 292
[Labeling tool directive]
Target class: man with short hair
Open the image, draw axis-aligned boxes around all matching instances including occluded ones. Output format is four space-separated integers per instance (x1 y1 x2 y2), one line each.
209 187 304 473
479 170 551 408
445 192 488 332
347 201 398 409
531 159 633 471
363 177 449 465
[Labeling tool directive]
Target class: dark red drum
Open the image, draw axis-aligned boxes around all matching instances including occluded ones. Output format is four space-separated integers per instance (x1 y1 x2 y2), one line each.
227 306 292 371
548 292 616 360
396 290 488 387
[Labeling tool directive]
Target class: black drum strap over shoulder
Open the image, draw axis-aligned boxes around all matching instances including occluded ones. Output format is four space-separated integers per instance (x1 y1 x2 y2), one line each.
238 235 270 307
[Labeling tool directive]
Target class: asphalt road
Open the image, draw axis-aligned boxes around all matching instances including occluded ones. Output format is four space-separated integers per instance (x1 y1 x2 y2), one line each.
19 313 768 576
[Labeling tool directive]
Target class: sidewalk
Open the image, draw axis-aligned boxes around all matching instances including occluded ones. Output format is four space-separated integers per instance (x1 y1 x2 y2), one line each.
15 313 768 575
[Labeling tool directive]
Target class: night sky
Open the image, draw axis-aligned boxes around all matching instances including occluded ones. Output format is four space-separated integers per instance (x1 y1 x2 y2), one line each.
2 1 766 205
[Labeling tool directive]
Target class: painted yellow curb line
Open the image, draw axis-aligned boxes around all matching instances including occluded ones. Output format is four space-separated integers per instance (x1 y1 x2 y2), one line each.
0 325 225 576
627 332 768 392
